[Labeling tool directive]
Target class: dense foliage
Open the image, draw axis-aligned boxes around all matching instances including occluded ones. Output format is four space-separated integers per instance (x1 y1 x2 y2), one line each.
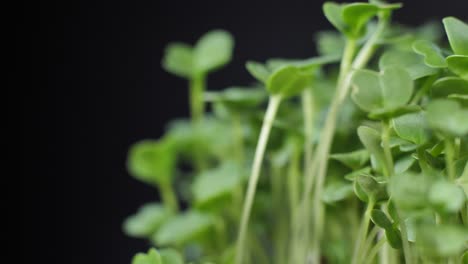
123 1 468 263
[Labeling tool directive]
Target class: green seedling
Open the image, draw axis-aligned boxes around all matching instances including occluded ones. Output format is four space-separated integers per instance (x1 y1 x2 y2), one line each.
124 2 468 264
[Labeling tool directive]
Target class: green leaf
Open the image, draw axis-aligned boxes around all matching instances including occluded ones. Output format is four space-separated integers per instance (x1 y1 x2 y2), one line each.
456 161 468 196
379 66 414 109
356 174 388 202
322 181 354 204
246 61 271 83
351 67 413 113
416 224 468 257
443 17 468 56
154 211 213 246
351 69 382 112
323 2 346 34
379 49 438 80
446 55 468 80
194 30 234 74
412 40 447 68
426 99 468 137
127 140 176 186
266 65 311 98
389 172 432 209
162 43 193 78
330 149 370 170
205 86 267 110
385 227 403 249
160 249 184 264
429 181 466 213
342 3 379 38
392 112 431 145
123 203 173 238
344 166 371 181
394 154 416 174
371 209 392 229
431 77 468 98
357 126 386 172
266 55 340 72
315 31 345 56
132 249 162 264
192 162 244 209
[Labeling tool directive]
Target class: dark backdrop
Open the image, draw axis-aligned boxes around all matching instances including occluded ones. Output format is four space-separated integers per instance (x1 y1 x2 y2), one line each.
25 0 467 263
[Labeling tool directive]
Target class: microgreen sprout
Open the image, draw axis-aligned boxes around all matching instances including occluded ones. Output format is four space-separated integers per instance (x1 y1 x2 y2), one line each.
124 2 468 264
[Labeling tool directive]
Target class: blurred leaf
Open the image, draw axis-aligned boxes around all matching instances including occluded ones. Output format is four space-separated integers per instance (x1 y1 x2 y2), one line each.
356 174 388 202
357 126 386 172
426 99 468 137
446 55 468 80
194 30 234 74
162 43 193 78
154 211 213 246
322 181 354 204
389 172 432 209
394 154 416 174
160 249 184 264
379 49 438 80
266 65 311 98
246 61 271 83
412 40 447 68
431 77 468 98
205 86 267 110
342 3 379 38
416 224 468 257
123 203 173 238
344 166 371 181
132 248 162 264
323 2 346 34
315 31 345 56
370 209 392 229
330 149 370 170
392 112 431 145
351 67 413 114
443 17 468 56
429 180 466 213
127 140 176 186
192 162 244 209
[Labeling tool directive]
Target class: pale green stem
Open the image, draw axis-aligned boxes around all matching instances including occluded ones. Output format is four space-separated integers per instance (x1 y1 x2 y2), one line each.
351 200 375 264
364 238 387 264
381 121 413 264
382 121 394 178
305 17 389 263
444 138 456 181
160 183 179 212
189 74 205 124
235 95 282 264
232 113 245 165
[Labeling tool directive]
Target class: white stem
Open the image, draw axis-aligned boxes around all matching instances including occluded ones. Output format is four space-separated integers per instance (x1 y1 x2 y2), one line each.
235 94 282 264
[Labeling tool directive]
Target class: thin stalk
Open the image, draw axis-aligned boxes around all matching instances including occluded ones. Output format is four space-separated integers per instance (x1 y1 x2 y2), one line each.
444 138 456 181
351 200 375 264
160 183 179 212
235 95 282 264
364 238 387 264
381 120 394 178
304 16 389 263
189 74 205 124
302 88 315 196
381 120 413 264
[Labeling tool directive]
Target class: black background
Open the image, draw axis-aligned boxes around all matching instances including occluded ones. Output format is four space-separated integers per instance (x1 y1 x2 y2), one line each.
25 0 467 263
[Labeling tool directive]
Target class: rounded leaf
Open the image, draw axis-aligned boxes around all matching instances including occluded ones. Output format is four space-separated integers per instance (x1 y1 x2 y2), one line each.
446 55 468 80
162 43 193 78
412 40 447 68
154 211 214 246
194 30 234 74
392 112 431 145
443 17 468 56
123 203 173 238
127 140 176 186
426 99 468 137
266 65 311 98
379 49 438 80
132 249 162 264
429 181 466 213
